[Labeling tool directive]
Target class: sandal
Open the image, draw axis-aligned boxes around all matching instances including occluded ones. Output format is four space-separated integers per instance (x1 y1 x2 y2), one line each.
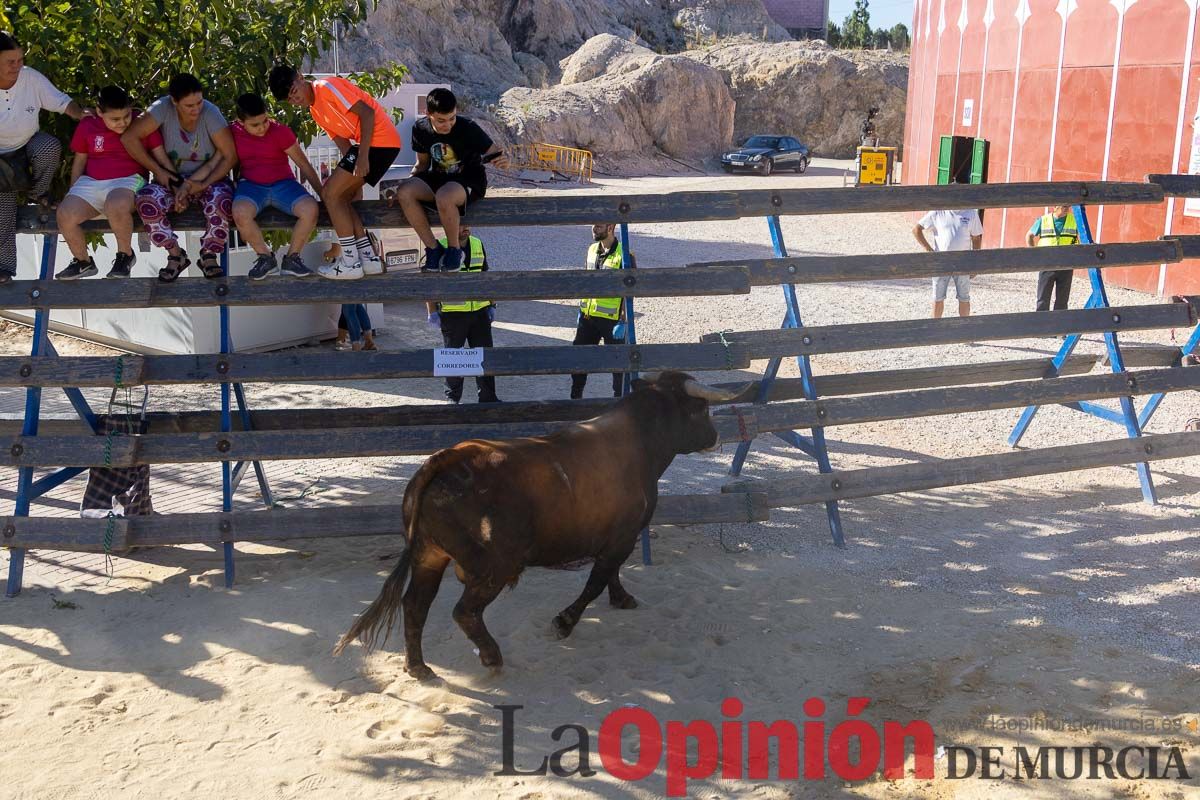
158 252 190 283
32 194 57 223
199 252 224 280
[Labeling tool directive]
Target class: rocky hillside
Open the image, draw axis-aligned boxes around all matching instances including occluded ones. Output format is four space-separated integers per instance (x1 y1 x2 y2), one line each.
326 1 908 167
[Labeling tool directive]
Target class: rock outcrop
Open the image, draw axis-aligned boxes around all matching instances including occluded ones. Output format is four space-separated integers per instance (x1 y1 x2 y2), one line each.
685 41 909 158
497 51 735 162
325 0 789 104
319 3 908 168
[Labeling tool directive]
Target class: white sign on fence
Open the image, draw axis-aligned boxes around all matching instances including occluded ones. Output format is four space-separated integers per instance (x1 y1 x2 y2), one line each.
433 347 485 376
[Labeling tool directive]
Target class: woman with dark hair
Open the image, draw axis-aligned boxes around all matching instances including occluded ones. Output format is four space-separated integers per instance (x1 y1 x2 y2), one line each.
0 32 89 283
121 73 236 281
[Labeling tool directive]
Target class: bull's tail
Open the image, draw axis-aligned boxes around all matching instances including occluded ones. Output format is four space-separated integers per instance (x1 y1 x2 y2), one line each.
333 450 455 656
333 547 412 656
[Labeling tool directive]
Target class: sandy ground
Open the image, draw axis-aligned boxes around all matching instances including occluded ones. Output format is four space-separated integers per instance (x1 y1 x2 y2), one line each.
1 160 1198 799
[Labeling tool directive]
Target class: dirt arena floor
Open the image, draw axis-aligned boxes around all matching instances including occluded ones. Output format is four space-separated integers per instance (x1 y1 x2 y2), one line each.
1 161 1197 798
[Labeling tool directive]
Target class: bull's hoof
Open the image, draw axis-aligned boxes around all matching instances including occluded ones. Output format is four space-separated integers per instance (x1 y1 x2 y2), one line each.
610 594 638 610
479 650 503 670
552 613 575 639
406 663 439 683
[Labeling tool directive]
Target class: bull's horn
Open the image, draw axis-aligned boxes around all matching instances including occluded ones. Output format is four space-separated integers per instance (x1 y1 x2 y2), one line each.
682 378 747 403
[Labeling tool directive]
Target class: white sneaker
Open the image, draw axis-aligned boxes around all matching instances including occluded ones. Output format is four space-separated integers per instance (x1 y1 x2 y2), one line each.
318 260 364 280
361 257 384 276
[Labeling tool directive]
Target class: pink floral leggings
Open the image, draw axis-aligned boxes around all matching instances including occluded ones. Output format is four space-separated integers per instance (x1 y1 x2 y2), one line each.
136 181 233 254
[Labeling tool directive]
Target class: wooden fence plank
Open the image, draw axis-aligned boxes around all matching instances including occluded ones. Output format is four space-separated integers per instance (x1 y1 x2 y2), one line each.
1146 174 1200 197
735 181 1163 218
694 240 1181 286
0 265 751 310
0 342 750 388
714 366 1200 434
1168 234 1200 258
723 430 1200 506
17 192 748 233
0 492 770 551
699 302 1197 358
3 349 1181 437
14 181 1166 234
15 366 1196 468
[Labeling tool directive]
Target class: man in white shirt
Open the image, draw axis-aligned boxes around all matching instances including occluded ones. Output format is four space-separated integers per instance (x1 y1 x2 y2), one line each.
912 208 984 318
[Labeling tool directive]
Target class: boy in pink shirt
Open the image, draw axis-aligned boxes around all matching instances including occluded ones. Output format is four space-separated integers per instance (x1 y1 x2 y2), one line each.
55 86 169 279
230 93 323 279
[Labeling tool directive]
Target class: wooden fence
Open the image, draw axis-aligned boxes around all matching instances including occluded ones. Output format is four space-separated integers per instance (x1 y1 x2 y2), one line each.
2 177 1199 595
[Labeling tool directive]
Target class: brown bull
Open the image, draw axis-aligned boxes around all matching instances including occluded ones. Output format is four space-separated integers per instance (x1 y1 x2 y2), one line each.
334 371 743 681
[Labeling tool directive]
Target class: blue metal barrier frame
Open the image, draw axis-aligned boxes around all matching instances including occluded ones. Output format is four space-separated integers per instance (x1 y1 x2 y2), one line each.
217 248 276 588
1006 205 1157 504
5 241 275 597
6 235 107 596
726 215 846 548
616 223 654 565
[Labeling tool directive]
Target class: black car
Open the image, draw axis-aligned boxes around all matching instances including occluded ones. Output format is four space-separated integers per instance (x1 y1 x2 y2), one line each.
720 135 810 176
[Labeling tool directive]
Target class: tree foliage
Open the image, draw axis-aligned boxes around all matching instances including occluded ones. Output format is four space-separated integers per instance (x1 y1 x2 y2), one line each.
4 0 407 148
841 0 873 49
825 11 909 52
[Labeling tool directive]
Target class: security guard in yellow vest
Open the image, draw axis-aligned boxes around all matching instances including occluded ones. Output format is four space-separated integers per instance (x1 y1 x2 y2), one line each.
1027 205 1079 311
425 225 500 403
570 222 636 399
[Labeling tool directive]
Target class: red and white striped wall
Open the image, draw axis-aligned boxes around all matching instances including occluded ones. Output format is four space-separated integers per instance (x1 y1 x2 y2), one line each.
903 0 1200 295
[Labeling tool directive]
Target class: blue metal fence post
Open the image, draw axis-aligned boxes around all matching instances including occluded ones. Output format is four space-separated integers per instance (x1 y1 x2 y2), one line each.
219 249 236 587
768 216 846 547
616 223 653 564
1005 205 1156 503
1073 208 1157 504
6 234 57 597
726 216 845 547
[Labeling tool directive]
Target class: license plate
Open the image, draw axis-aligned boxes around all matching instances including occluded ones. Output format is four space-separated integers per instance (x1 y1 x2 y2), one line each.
385 250 418 267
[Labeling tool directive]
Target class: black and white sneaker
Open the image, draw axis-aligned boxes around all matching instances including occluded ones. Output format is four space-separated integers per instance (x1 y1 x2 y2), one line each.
280 253 315 278
248 252 279 281
56 258 98 280
317 260 364 280
106 251 136 279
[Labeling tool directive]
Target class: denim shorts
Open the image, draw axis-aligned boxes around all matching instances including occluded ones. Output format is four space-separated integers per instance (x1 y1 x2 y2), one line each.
234 178 311 215
933 274 970 302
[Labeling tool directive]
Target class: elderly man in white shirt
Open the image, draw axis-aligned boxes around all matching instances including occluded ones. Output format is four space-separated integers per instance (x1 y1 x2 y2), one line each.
912 207 984 318
0 32 88 282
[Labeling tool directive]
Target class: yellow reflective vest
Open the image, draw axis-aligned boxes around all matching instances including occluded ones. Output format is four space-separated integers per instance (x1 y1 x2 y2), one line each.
580 241 624 321
1036 213 1079 246
436 236 491 313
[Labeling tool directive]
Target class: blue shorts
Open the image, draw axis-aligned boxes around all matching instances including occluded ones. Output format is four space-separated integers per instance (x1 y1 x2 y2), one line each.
234 178 311 215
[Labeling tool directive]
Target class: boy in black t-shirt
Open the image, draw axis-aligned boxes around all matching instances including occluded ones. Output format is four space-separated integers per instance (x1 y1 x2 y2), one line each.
393 88 508 271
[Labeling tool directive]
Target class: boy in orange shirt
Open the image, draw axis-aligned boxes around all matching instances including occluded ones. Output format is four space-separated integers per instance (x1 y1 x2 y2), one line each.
269 65 401 280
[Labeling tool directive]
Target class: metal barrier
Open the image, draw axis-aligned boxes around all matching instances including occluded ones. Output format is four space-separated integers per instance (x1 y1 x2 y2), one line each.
511 142 594 183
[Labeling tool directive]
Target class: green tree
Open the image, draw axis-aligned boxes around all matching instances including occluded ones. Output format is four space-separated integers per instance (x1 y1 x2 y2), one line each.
841 0 872 49
888 23 910 51
825 20 842 48
4 0 407 150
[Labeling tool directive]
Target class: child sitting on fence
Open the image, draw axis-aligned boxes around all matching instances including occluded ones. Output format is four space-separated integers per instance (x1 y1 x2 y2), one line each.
54 86 167 280
391 88 508 272
268 64 401 281
229 93 322 279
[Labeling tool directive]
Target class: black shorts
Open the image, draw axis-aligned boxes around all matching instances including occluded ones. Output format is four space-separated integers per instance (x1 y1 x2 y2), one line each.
337 145 400 187
413 171 487 212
